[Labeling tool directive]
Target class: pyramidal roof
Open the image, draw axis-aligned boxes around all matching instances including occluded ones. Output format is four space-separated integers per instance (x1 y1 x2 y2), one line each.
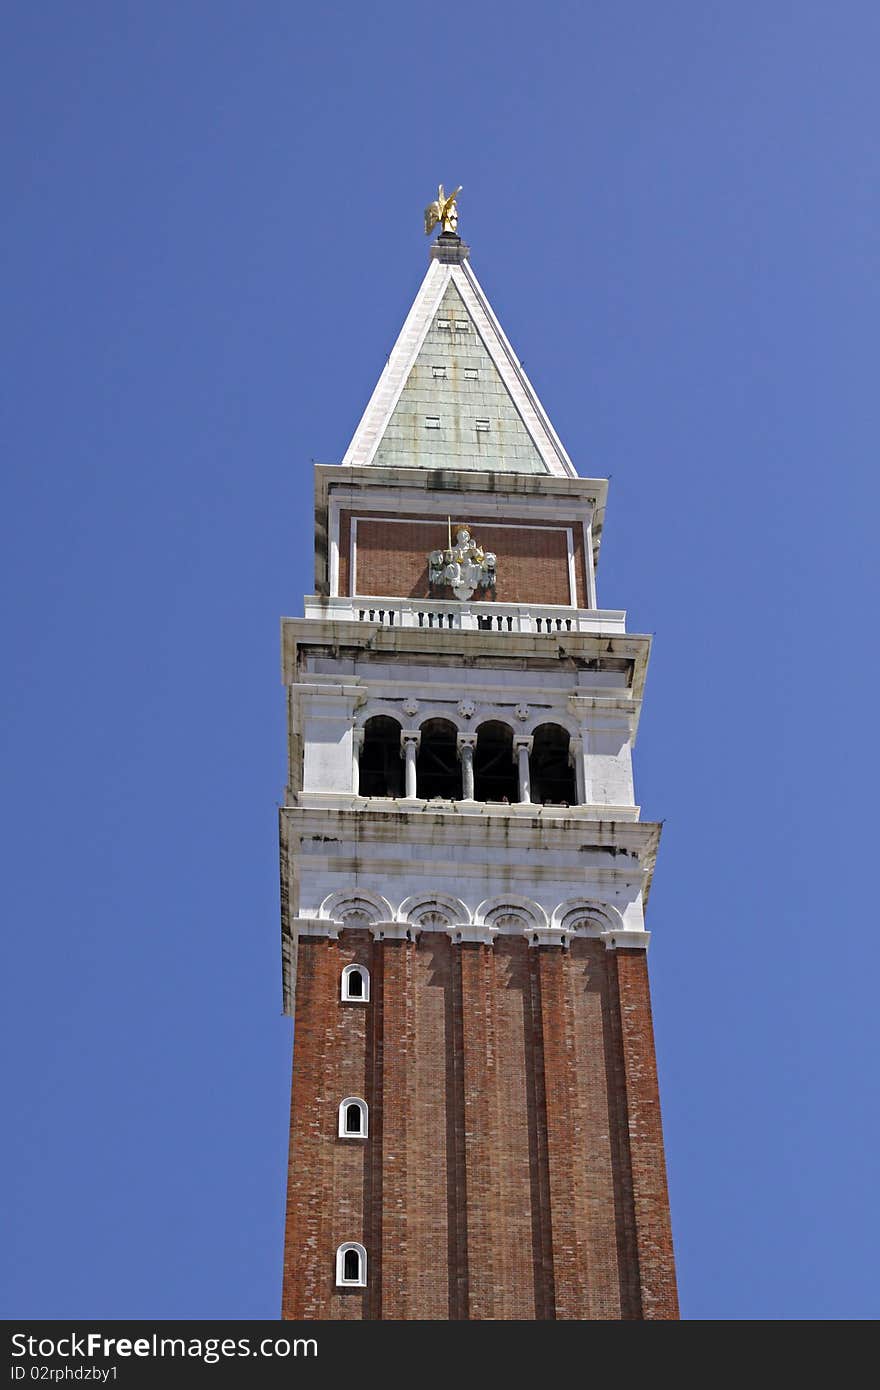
341 242 577 478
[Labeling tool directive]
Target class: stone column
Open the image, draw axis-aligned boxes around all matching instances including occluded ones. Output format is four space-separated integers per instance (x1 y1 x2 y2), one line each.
400 730 420 799
351 726 364 796
457 733 477 800
513 735 533 804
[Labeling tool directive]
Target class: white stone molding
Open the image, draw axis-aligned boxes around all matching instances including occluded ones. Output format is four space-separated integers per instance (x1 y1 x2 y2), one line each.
338 1097 368 1139
565 527 578 607
319 889 394 926
340 962 370 1002
447 923 497 946
476 896 548 935
353 702 404 731
600 930 650 952
369 921 417 941
582 517 597 608
351 726 365 796
295 916 341 940
527 928 574 949
398 892 471 930
550 898 626 936
545 898 649 950
335 1242 367 1289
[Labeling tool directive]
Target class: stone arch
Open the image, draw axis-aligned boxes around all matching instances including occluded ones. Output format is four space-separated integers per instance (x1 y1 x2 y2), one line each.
475 895 549 935
473 714 517 736
521 712 579 738
358 714 403 797
398 892 471 931
550 898 626 936
416 717 462 800
530 722 576 806
319 888 394 926
473 719 517 802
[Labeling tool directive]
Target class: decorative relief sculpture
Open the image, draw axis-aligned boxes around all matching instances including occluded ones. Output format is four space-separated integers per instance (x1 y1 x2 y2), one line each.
457 699 476 720
428 526 497 601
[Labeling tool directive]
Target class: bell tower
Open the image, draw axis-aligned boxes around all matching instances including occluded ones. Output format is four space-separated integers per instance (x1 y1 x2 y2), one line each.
279 195 678 1320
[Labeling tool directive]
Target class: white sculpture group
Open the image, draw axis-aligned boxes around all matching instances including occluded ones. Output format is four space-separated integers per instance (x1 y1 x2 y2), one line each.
428 527 497 601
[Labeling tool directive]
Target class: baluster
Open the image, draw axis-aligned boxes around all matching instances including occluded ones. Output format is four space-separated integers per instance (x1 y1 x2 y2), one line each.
358 610 365 621
506 615 513 631
368 609 375 621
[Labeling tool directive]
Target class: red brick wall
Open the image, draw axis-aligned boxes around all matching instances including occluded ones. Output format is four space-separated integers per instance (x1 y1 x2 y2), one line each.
281 932 372 1320
281 935 677 1320
337 510 588 607
614 949 680 1319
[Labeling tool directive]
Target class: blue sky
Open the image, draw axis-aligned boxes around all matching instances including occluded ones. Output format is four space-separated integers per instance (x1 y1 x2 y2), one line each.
2 1 878 1320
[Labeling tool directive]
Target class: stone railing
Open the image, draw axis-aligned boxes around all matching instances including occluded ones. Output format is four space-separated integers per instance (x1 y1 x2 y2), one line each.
303 595 626 635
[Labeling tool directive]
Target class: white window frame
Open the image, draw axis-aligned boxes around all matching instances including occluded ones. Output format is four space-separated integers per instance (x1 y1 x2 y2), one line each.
338 1096 369 1139
341 963 370 1003
336 1242 367 1288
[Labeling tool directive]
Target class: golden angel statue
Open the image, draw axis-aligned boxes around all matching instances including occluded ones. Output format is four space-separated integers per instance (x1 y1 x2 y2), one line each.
424 184 462 236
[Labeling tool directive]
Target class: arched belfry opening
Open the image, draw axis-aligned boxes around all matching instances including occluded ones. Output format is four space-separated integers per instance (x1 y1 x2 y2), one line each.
359 716 403 797
530 723 576 806
416 719 462 800
473 721 517 803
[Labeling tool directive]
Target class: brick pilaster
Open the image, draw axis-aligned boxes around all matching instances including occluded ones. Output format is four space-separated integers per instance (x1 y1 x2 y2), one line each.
614 949 679 1320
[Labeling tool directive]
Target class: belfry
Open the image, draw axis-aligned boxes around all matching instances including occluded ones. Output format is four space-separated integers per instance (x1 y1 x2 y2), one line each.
279 191 678 1320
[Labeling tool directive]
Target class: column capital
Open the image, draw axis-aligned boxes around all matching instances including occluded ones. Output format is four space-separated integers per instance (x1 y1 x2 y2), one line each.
456 732 478 751
400 729 421 750
512 734 533 756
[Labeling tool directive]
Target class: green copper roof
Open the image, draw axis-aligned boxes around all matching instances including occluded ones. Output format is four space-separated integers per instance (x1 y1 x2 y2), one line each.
371 283 548 474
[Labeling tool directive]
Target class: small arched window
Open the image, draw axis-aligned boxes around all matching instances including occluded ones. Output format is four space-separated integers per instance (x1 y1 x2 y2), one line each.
336 1242 367 1288
341 963 370 1003
338 1096 368 1138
